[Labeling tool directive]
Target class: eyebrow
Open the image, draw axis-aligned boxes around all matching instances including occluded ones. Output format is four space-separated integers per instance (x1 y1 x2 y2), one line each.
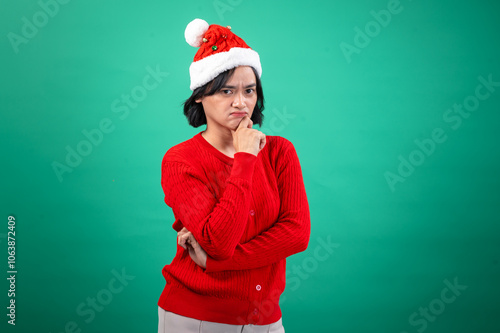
222 83 256 89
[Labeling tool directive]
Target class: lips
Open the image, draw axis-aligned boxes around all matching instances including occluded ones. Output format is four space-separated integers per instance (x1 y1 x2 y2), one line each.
230 112 247 117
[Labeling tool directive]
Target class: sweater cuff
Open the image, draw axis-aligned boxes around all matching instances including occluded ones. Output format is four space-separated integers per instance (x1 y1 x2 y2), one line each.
230 152 257 181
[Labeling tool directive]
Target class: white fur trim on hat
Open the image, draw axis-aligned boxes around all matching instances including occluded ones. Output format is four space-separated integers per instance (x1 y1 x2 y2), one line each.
189 47 262 91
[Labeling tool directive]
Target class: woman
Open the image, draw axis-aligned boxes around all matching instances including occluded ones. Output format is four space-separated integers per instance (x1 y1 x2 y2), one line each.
158 18 311 333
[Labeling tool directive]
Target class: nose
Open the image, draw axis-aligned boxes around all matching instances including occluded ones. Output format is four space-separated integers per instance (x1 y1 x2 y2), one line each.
232 91 246 109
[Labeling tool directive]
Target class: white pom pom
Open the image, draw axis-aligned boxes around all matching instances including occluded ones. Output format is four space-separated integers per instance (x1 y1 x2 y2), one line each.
185 18 209 47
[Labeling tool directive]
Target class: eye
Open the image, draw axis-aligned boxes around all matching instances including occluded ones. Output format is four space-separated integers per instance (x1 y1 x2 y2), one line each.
246 88 255 94
221 89 232 95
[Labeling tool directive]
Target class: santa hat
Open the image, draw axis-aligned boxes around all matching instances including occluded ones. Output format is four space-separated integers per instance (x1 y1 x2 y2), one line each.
184 18 262 91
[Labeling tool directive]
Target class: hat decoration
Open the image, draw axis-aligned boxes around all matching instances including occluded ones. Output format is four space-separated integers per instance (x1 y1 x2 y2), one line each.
184 18 262 91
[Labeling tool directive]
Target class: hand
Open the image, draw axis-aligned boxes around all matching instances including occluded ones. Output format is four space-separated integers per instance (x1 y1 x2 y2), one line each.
230 116 266 156
177 227 207 269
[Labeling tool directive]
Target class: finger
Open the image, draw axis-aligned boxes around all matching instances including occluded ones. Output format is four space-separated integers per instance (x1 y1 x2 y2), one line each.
178 236 186 250
231 116 250 135
259 133 266 150
177 228 188 237
181 232 192 242
177 227 188 238
178 232 192 250
238 116 251 130
186 233 199 248
183 232 196 248
178 237 186 250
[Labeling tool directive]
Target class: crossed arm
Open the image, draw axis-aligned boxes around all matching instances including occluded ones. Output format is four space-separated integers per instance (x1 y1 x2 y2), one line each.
173 141 310 272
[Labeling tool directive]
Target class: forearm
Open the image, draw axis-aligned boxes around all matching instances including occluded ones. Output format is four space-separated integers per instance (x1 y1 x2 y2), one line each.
205 139 311 271
205 201 311 272
164 152 257 260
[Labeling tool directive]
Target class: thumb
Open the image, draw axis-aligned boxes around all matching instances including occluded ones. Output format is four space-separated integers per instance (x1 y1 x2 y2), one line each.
238 116 252 130
244 116 253 129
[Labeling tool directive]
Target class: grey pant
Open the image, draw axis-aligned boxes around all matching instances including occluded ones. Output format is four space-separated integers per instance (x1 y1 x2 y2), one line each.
158 306 285 333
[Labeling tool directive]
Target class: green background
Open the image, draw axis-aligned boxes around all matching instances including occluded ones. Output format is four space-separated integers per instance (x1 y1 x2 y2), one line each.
1 0 499 332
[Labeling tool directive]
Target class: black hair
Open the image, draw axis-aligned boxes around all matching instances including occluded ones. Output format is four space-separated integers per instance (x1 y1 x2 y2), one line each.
183 67 265 127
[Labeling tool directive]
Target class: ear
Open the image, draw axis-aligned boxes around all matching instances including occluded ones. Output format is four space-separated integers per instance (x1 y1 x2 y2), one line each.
195 98 202 103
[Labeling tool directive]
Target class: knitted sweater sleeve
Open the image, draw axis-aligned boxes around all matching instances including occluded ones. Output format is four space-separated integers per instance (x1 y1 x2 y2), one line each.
161 151 257 260
204 140 311 272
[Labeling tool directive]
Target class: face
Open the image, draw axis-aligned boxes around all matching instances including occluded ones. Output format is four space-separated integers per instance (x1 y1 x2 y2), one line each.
196 66 257 132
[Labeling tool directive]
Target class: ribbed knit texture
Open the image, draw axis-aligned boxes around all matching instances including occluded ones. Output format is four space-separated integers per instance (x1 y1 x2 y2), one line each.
193 24 250 62
158 131 311 325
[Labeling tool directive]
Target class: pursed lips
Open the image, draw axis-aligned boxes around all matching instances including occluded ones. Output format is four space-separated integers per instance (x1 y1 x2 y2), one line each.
230 111 247 116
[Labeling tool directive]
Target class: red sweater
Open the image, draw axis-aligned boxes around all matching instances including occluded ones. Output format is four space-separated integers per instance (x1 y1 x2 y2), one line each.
158 131 311 325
